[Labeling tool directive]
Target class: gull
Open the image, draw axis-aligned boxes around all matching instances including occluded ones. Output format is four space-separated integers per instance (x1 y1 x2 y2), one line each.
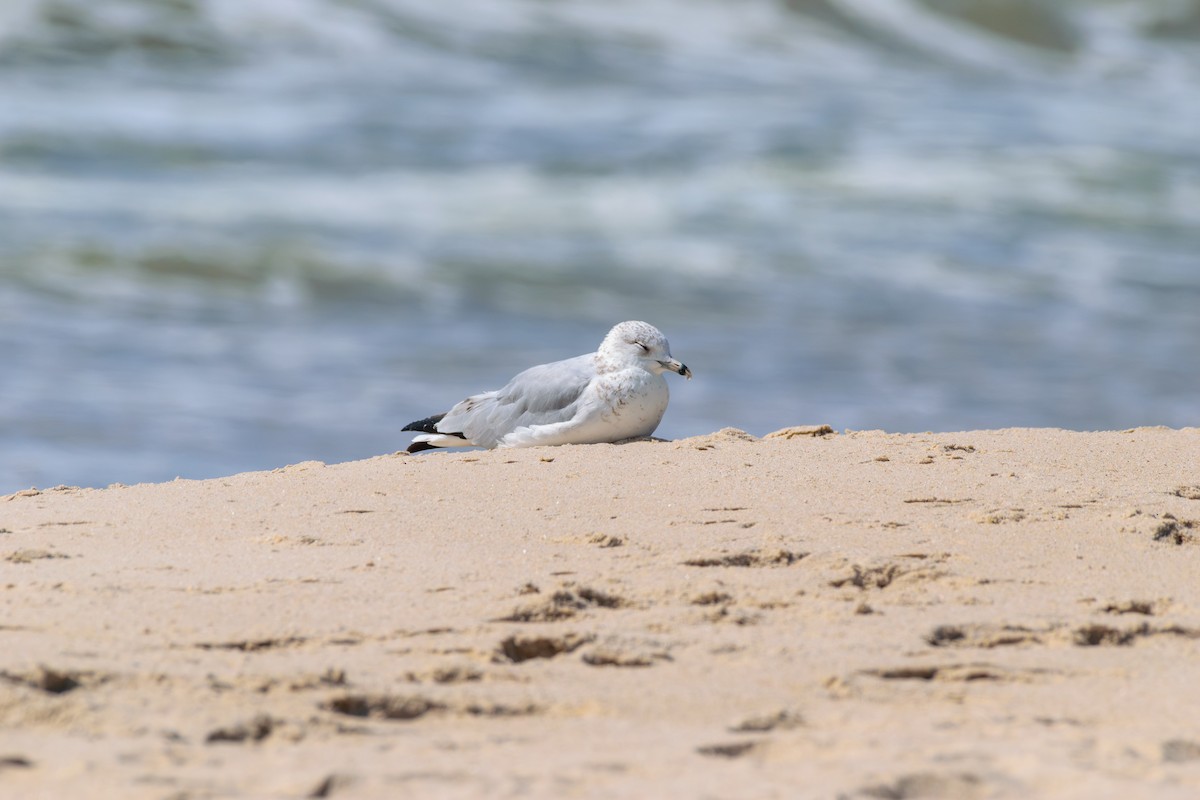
403 321 691 453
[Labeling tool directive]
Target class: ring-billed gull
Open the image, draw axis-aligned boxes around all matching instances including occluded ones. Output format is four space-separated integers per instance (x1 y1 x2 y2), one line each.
403 321 691 453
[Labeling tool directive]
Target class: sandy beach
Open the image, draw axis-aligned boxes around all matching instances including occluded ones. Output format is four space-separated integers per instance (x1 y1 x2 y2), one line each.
3 427 1200 798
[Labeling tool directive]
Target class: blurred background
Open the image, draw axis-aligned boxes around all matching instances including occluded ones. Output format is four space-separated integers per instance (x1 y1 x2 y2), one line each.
1 0 1198 492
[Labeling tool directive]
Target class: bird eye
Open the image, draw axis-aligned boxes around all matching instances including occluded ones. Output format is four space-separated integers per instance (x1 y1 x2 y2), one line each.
634 341 649 352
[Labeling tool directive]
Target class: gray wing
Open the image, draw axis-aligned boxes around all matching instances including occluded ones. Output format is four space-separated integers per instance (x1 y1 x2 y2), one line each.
438 353 596 448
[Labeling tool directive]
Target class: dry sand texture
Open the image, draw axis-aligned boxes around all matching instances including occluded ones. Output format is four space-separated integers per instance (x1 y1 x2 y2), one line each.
2 427 1200 798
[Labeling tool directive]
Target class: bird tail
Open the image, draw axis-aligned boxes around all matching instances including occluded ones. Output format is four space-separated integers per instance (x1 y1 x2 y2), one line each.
403 412 469 453
402 413 447 434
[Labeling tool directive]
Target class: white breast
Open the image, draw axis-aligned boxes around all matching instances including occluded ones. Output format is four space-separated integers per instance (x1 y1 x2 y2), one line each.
588 368 670 441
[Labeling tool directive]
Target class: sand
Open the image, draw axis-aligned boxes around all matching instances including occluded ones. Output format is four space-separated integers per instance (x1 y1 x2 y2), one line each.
2 427 1200 798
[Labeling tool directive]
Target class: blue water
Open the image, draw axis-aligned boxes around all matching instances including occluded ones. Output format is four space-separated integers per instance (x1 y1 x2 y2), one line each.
2 0 1199 492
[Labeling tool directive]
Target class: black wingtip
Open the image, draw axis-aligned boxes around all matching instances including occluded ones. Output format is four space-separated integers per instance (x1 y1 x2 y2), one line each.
402 412 447 434
405 440 439 454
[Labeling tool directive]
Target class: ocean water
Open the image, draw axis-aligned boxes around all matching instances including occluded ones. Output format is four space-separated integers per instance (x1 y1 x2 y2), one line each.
2 0 1198 492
